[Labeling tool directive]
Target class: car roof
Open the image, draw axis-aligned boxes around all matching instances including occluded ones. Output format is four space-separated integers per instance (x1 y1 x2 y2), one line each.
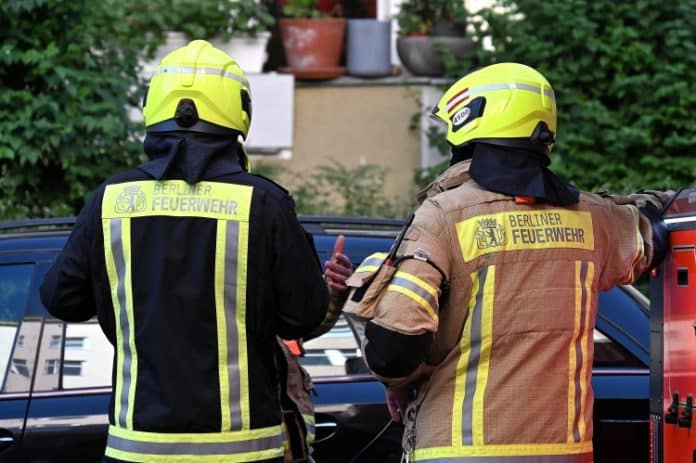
0 218 74 254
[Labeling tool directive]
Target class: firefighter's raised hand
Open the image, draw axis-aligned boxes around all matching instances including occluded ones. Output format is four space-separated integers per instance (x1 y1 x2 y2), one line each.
324 234 352 295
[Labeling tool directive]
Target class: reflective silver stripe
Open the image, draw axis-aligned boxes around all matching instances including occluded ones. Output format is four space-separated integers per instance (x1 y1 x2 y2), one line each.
469 83 555 100
665 216 696 225
356 255 386 271
306 421 315 438
152 65 249 88
418 454 592 463
461 267 487 445
111 218 132 428
571 262 589 442
106 433 284 456
224 220 242 430
390 276 438 310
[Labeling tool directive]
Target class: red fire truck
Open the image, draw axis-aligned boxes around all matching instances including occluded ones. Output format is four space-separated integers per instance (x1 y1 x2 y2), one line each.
650 188 696 463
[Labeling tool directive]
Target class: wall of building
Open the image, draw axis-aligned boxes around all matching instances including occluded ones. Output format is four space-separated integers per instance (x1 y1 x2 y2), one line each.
250 78 449 207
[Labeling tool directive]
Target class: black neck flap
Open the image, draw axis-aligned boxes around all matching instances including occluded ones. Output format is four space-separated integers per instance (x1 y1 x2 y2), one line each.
468 142 580 206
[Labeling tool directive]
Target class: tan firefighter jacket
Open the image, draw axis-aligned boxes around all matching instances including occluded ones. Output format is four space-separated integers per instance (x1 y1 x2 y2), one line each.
349 162 665 463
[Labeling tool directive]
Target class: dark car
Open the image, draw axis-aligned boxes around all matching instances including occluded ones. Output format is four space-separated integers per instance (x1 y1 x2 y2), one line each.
0 217 649 462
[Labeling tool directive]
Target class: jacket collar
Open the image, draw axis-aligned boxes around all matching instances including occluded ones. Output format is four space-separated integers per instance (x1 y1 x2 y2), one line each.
416 160 472 204
138 132 244 183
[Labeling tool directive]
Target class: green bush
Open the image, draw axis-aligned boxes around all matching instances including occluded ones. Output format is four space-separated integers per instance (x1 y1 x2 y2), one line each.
281 160 411 218
432 0 696 194
169 0 275 40
0 0 171 219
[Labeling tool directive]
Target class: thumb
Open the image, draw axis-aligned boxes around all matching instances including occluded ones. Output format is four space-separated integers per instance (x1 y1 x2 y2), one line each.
332 234 345 257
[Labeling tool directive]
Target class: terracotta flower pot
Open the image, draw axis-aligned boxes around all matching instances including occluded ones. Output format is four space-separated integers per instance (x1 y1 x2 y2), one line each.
279 18 346 70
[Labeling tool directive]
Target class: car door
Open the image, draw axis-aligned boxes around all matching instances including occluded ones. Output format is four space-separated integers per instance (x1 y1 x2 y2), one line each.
19 261 112 463
303 285 650 463
0 256 41 462
592 286 650 463
300 314 403 463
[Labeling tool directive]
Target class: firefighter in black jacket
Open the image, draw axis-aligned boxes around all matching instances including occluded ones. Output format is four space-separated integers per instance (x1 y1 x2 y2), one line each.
39 40 329 463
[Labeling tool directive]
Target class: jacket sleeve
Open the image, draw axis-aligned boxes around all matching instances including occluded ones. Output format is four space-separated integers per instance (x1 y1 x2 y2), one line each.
596 190 671 290
272 195 329 340
364 199 451 387
39 195 99 322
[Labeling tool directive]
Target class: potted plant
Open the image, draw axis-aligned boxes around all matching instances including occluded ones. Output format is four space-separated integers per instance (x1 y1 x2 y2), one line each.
343 0 392 77
159 0 276 73
278 0 347 80
395 0 474 76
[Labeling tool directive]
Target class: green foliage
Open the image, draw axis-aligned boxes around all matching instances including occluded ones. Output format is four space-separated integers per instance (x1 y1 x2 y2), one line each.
281 160 410 218
0 0 167 219
438 0 696 193
249 161 285 180
170 0 275 40
395 0 468 37
227 0 275 38
282 0 329 19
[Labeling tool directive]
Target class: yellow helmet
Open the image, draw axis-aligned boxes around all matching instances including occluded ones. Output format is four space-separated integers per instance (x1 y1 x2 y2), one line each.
431 62 557 152
143 40 252 138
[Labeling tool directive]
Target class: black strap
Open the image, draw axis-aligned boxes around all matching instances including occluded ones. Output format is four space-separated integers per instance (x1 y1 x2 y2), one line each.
386 212 416 264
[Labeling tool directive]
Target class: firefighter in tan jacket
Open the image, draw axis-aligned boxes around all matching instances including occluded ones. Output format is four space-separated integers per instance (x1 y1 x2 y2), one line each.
348 63 671 463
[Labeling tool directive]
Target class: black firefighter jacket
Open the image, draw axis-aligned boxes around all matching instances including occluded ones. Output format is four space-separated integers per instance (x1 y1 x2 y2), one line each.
39 134 329 463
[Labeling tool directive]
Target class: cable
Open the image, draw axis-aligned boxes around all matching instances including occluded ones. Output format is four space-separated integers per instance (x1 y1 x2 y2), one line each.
347 418 395 463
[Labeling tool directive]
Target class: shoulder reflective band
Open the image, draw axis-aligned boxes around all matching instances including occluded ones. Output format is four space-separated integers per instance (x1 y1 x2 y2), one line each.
355 252 388 274
387 270 440 321
105 424 283 462
102 180 253 222
456 210 595 262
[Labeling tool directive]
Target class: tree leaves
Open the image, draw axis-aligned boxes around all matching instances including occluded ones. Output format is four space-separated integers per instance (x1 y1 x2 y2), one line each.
0 0 165 218
455 0 696 193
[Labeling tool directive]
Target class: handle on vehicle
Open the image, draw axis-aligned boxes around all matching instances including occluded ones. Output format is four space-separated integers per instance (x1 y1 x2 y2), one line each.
313 419 338 444
0 429 15 452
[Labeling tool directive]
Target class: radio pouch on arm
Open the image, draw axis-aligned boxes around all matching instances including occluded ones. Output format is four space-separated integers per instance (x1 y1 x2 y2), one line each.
343 213 449 343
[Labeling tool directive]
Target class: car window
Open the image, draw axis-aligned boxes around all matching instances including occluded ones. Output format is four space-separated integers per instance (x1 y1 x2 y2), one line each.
32 318 113 391
61 320 113 388
593 328 644 367
300 314 367 377
0 264 36 393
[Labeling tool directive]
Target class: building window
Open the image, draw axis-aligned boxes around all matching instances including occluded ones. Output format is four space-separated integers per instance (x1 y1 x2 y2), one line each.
63 360 85 376
65 337 86 350
49 334 62 348
16 335 24 347
44 359 59 375
11 358 30 377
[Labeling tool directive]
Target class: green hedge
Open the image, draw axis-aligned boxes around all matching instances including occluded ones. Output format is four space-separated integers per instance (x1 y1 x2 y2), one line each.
0 0 170 219
2 0 694 220
445 0 696 193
